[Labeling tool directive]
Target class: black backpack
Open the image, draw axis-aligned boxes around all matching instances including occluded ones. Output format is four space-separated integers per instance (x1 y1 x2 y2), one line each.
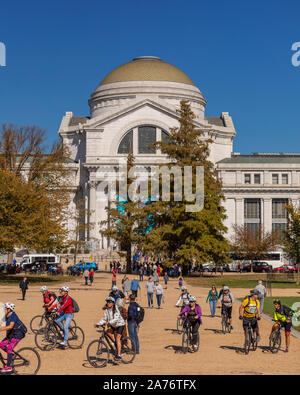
136 305 145 325
71 297 80 313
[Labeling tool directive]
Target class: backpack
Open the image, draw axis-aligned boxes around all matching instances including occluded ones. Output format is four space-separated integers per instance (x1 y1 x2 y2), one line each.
71 297 80 313
47 291 57 301
128 303 145 325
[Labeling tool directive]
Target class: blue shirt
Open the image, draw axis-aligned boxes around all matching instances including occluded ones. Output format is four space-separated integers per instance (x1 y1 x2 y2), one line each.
6 312 25 339
130 280 140 291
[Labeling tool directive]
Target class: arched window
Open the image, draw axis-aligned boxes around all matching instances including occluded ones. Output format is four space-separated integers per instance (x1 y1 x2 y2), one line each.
118 130 133 154
138 126 156 154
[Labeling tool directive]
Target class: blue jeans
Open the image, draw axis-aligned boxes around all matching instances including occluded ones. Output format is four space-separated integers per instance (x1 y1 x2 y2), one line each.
128 320 139 353
209 300 217 316
156 294 162 307
56 313 74 342
147 292 153 307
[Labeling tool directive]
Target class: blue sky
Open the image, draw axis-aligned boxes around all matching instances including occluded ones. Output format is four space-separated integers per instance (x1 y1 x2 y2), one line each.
0 0 299 154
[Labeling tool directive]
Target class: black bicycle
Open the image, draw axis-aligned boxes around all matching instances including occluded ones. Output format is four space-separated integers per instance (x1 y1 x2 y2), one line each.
30 310 76 334
86 327 136 368
0 346 41 375
243 318 258 354
269 319 282 353
181 319 200 354
34 312 84 351
221 306 231 334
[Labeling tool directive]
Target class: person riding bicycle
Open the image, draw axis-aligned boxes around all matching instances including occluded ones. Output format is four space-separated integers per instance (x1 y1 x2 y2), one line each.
0 303 27 374
178 296 202 352
175 286 191 311
40 286 58 314
109 286 125 302
96 296 126 361
239 289 261 343
218 286 234 330
271 299 294 353
54 286 74 347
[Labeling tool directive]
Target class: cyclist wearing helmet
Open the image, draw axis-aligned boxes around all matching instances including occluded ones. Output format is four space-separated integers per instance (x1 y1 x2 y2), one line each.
239 289 261 342
178 296 202 352
175 286 191 311
55 286 74 347
109 286 125 302
40 286 58 314
218 286 234 330
271 299 294 352
96 296 126 361
0 303 27 373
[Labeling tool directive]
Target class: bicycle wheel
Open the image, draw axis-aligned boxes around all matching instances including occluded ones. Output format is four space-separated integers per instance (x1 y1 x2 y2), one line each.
86 340 109 368
68 325 85 349
182 328 190 354
269 331 281 353
177 317 183 334
244 329 251 355
13 347 41 375
252 331 258 351
30 315 46 334
35 324 57 351
121 336 136 364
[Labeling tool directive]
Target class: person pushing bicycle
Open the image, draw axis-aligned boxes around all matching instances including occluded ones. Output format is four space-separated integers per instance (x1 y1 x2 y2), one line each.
239 290 261 343
271 299 294 353
218 286 234 330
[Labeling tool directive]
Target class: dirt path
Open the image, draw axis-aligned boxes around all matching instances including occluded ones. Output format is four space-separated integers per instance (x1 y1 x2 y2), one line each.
1 272 300 375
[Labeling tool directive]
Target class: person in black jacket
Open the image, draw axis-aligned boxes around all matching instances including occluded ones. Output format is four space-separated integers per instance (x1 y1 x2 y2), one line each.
19 277 29 300
127 294 140 354
109 286 125 302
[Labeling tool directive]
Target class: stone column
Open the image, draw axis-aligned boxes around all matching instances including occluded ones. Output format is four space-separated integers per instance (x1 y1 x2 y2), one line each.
235 198 244 227
88 181 97 241
263 198 272 234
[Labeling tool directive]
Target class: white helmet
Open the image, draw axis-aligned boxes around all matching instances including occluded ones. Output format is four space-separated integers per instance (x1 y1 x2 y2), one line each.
181 286 187 291
112 286 118 291
189 296 196 302
40 286 47 292
4 302 15 311
60 286 69 292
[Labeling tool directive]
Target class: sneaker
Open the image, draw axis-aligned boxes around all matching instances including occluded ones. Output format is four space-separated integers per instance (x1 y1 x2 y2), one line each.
285 347 289 353
59 341 68 347
114 355 122 361
1 366 13 373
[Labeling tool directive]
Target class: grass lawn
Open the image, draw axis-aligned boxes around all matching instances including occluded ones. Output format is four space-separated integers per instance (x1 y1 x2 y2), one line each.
185 273 300 289
0 274 73 286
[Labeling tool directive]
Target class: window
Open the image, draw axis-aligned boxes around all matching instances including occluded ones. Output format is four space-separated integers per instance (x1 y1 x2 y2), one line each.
254 174 261 184
272 174 279 184
282 174 288 184
272 199 288 239
161 130 170 144
244 174 251 184
138 126 156 154
118 130 133 154
244 199 261 219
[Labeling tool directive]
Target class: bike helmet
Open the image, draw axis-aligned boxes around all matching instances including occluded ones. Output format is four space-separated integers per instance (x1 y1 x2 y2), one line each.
40 286 47 292
189 296 197 302
223 286 229 291
181 286 187 291
111 286 118 291
273 299 281 305
59 286 69 292
106 297 115 303
4 302 15 311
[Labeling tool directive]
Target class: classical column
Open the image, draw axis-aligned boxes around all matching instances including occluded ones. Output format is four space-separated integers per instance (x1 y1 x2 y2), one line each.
235 198 244 227
88 181 97 241
263 198 272 234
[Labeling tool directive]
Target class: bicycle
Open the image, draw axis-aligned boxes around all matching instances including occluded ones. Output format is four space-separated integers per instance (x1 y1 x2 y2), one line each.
34 312 84 351
269 319 282 353
181 319 200 354
30 309 76 334
221 306 231 334
243 318 258 355
176 306 186 334
0 346 41 375
86 327 136 368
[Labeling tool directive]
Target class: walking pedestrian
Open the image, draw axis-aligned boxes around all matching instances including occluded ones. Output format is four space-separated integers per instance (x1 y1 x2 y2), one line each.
112 268 117 287
83 267 89 286
146 276 155 308
127 294 141 354
154 281 164 309
130 277 140 298
89 268 94 286
19 277 28 301
122 276 131 302
164 272 169 289
206 285 219 317
254 280 267 312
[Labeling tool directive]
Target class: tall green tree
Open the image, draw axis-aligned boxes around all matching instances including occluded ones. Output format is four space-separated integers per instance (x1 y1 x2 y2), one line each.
283 204 300 266
140 100 230 268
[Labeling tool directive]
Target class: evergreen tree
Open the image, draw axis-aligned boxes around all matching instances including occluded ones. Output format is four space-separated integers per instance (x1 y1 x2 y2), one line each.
140 100 230 268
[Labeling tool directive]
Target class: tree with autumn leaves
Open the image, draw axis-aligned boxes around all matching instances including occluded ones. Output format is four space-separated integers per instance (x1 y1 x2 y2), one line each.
0 124 72 257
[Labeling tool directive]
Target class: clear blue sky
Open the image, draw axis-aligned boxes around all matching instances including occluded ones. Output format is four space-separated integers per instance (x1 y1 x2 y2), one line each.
0 0 299 154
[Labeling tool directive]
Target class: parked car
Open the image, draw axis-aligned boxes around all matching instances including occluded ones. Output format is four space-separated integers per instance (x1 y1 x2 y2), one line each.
242 261 272 273
273 264 297 273
75 261 98 271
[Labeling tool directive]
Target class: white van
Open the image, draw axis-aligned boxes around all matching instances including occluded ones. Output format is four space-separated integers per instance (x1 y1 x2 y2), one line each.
21 254 59 269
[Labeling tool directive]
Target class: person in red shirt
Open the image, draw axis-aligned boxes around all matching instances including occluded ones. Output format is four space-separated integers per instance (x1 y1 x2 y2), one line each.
55 286 74 347
40 286 58 314
112 268 117 287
